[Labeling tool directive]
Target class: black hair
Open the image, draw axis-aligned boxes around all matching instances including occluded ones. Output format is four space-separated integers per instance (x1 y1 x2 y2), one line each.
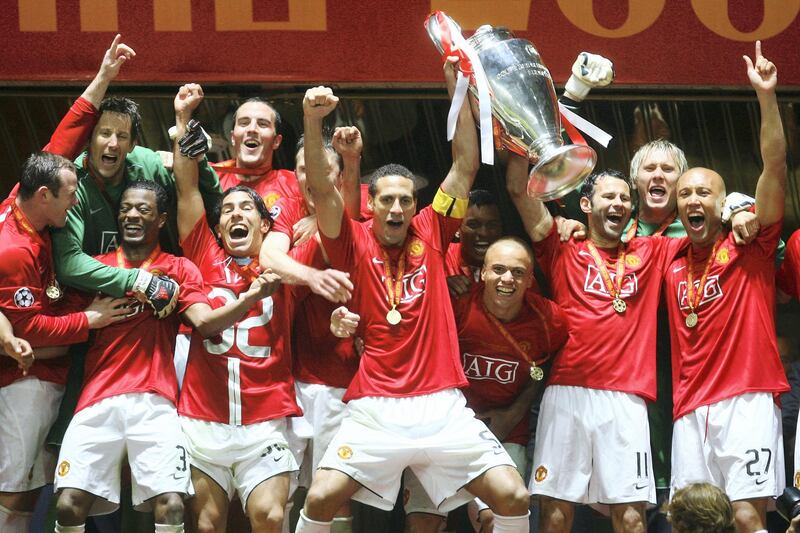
98 96 142 144
236 97 282 133
367 163 417 198
579 169 631 200
468 188 497 208
295 130 343 174
120 180 170 215
209 186 273 231
18 152 76 200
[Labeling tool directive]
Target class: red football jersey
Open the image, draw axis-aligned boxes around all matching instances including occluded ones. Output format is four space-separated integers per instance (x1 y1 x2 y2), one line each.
445 242 476 280
665 223 789 420
178 217 305 425
776 229 800 299
271 196 309 238
75 248 209 413
319 204 468 401
215 163 300 221
0 202 89 387
454 284 567 445
534 221 687 400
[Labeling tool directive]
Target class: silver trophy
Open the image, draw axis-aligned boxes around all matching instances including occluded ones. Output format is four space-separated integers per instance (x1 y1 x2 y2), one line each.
425 13 596 200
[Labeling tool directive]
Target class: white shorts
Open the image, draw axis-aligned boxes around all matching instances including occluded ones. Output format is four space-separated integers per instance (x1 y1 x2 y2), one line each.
174 333 190 391
318 389 515 513
0 377 64 492
55 393 192 516
672 392 784 501
404 442 528 517
530 385 656 505
181 416 298 510
290 381 349 488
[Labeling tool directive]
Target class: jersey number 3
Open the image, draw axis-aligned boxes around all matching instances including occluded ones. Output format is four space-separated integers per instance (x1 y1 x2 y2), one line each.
203 288 273 358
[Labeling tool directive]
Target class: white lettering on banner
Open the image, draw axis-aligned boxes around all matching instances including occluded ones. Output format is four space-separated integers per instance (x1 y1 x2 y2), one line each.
676 276 723 310
462 352 518 384
583 265 638 298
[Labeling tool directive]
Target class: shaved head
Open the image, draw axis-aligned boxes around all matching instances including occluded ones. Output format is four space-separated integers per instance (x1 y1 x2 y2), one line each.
677 167 727 247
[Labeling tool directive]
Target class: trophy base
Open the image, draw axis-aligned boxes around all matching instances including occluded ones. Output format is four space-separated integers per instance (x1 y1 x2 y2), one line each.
527 144 597 201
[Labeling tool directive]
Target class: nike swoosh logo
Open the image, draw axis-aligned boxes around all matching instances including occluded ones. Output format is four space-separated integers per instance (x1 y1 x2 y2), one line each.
90 207 104 215
171 473 186 480
755 478 768 485
634 482 648 490
372 257 384 265
673 266 686 273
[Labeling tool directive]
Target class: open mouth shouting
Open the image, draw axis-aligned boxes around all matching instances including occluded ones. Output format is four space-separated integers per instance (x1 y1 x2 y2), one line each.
228 223 251 243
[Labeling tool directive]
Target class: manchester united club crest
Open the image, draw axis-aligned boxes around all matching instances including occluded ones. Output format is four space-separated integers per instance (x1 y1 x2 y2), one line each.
625 254 642 268
57 460 70 477
13 287 34 308
263 192 280 209
716 247 730 265
534 465 548 483
337 446 353 460
409 238 425 257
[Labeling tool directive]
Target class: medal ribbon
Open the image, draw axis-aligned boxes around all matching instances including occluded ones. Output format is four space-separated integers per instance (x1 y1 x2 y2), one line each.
380 245 407 312
116 245 161 270
227 257 261 284
586 241 626 303
211 160 273 177
11 202 46 247
624 213 675 242
686 236 723 315
483 299 548 371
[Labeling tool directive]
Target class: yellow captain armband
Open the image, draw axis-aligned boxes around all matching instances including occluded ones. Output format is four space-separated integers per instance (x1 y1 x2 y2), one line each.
432 188 468 219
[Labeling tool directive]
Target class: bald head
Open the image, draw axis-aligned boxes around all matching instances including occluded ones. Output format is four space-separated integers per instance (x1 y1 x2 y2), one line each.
677 167 726 247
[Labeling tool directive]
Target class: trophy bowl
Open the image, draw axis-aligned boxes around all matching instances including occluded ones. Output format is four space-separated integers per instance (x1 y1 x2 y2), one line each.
426 13 596 200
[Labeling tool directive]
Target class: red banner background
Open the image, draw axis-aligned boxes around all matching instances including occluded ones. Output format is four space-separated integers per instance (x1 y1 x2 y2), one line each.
0 0 798 87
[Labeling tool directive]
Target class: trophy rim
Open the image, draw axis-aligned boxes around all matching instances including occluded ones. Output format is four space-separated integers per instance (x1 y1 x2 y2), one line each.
527 144 597 201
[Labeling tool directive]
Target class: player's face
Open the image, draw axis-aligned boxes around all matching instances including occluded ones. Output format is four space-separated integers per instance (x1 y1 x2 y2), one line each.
581 176 632 245
118 188 166 247
635 148 680 218
460 204 502 268
295 147 342 213
368 175 417 247
231 102 282 169
47 168 79 228
480 241 534 313
216 190 270 257
677 168 725 247
88 112 134 185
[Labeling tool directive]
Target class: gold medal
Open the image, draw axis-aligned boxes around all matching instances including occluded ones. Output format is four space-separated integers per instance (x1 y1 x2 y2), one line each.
612 298 626 313
685 312 698 328
530 365 544 381
586 241 628 317
45 283 62 300
386 307 402 325
684 237 722 332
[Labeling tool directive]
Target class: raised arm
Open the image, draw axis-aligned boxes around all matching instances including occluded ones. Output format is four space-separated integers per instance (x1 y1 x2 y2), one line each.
333 126 363 219
303 87 345 239
439 57 480 199
172 83 207 240
82 34 136 108
505 152 553 242
43 34 134 158
745 41 786 226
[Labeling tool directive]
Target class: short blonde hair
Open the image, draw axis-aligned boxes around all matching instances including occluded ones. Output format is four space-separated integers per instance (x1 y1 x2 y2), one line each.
667 483 735 533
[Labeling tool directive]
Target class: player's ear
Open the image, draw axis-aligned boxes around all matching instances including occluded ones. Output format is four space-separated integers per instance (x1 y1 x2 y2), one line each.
272 134 283 150
579 196 592 215
157 212 167 229
480 266 486 282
